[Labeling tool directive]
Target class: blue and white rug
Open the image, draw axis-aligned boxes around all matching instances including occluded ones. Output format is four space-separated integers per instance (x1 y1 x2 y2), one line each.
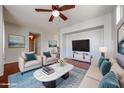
8 67 86 88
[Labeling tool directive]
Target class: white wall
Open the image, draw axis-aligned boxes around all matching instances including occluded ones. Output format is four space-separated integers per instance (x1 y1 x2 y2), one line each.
65 28 104 60
41 31 59 52
5 22 59 64
0 6 3 76
5 23 30 63
60 13 113 61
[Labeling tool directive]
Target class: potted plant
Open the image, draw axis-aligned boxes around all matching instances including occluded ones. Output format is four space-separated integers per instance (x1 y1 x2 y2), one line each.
58 59 65 66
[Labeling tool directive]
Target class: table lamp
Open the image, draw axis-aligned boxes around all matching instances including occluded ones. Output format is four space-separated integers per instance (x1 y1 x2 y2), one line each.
99 47 107 57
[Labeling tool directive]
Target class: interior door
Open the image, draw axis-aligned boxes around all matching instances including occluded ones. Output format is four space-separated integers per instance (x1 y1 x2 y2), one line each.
29 32 41 54
29 32 35 52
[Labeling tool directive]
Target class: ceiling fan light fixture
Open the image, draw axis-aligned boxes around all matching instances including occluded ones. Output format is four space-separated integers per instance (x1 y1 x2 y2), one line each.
35 5 75 21
52 10 60 17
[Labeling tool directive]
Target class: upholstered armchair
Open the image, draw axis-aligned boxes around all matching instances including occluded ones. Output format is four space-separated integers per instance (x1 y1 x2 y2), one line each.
18 52 42 74
42 51 58 66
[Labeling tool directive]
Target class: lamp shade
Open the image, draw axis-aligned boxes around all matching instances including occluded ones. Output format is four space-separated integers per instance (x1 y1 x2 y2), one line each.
99 47 107 53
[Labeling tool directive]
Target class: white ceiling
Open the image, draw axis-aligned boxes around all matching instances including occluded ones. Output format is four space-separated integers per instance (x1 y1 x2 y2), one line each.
4 5 115 32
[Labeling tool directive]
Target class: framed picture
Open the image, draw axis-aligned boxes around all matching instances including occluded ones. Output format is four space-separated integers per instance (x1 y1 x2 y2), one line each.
118 23 124 55
48 40 57 47
8 35 25 48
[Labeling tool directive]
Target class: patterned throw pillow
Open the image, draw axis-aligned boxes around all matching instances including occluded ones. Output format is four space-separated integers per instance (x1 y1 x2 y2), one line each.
99 71 120 88
98 56 105 68
100 59 111 76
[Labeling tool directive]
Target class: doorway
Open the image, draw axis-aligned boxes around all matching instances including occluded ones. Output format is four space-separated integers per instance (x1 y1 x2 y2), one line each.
29 32 41 55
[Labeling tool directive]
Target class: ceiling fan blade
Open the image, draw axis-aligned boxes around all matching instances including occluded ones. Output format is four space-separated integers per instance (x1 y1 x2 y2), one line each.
35 8 52 12
52 5 59 10
59 5 75 11
49 15 54 22
59 12 68 21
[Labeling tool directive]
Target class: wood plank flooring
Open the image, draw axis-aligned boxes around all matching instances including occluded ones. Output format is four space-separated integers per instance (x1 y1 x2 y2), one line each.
0 62 20 88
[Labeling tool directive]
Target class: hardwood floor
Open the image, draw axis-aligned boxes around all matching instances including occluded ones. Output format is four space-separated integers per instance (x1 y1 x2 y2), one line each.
65 58 90 70
0 59 90 88
0 62 19 88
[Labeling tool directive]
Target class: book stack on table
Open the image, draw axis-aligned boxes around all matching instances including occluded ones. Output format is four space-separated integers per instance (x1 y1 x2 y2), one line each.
42 66 55 75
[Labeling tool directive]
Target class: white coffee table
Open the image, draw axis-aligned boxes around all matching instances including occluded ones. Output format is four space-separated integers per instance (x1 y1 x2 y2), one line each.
33 63 74 88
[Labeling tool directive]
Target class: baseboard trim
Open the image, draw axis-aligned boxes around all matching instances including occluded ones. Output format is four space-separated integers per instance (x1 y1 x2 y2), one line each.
4 61 18 65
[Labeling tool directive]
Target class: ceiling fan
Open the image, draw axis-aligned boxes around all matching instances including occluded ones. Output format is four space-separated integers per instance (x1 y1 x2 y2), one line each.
35 5 75 22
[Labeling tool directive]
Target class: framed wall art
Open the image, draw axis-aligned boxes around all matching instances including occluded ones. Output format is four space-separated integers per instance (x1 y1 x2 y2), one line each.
8 35 25 48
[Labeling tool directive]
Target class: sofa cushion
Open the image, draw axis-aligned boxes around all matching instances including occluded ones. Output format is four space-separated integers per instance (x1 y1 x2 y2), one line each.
110 60 124 76
86 64 103 81
98 56 105 68
99 71 120 88
43 51 51 57
100 60 111 76
25 53 36 61
24 60 41 68
46 57 57 62
110 60 124 88
79 76 100 88
110 58 117 65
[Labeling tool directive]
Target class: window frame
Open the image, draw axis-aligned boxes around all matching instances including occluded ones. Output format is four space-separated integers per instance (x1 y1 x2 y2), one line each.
116 5 123 24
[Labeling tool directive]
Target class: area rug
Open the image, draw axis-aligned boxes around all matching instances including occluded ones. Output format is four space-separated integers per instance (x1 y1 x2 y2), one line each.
8 67 87 88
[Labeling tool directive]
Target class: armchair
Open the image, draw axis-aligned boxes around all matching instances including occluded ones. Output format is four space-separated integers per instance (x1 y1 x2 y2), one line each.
18 52 42 74
42 52 58 66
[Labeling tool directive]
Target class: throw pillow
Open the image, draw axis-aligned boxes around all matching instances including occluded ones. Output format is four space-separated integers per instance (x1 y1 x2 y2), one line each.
22 52 35 61
43 51 51 57
111 61 124 88
25 53 36 61
98 56 105 68
100 59 111 75
99 71 120 88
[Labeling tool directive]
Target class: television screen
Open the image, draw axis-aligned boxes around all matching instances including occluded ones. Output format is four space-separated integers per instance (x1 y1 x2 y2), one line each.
72 39 90 52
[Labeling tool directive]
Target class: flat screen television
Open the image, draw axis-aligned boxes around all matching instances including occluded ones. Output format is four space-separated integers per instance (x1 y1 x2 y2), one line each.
72 39 90 52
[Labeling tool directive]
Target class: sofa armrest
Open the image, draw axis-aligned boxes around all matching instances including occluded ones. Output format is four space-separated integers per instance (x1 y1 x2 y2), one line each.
18 57 25 72
36 55 43 65
42 55 47 66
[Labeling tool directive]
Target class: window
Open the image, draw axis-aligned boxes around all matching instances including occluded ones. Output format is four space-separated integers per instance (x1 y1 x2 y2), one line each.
116 5 123 24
